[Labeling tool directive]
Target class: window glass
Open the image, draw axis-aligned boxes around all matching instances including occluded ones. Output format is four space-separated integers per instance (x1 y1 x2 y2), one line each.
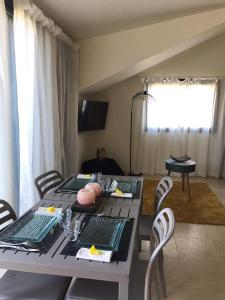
147 80 217 130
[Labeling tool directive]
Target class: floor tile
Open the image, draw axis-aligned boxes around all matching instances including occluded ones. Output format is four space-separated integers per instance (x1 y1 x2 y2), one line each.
204 224 225 242
180 258 225 300
185 280 225 300
174 222 209 239
164 237 179 259
213 189 225 202
140 240 150 252
180 257 225 281
164 258 188 300
175 236 221 261
141 175 225 299
139 237 179 260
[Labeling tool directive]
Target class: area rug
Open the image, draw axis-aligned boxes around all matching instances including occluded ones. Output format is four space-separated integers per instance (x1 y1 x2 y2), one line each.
143 180 225 225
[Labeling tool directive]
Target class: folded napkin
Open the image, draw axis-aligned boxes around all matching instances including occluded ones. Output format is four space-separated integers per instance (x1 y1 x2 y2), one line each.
111 192 133 198
76 247 113 263
35 207 63 217
77 174 94 179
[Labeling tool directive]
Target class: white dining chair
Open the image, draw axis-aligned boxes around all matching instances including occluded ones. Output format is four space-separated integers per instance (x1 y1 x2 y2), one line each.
139 176 173 246
65 208 175 300
0 199 71 300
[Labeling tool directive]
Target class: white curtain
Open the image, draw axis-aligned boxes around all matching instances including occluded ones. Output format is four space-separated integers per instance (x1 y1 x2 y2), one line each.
0 1 18 211
14 0 79 214
57 41 79 178
212 79 225 177
133 78 225 178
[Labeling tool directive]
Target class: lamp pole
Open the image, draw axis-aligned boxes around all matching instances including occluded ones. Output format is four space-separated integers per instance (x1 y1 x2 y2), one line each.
129 90 154 175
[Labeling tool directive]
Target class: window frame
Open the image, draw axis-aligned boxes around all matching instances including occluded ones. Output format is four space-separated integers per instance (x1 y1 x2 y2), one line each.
146 78 219 132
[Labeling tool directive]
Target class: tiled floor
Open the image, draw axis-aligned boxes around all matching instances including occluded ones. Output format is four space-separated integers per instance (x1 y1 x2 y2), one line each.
140 176 225 300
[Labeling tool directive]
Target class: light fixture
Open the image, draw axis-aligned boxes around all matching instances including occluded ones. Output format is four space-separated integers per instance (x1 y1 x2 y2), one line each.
129 90 155 175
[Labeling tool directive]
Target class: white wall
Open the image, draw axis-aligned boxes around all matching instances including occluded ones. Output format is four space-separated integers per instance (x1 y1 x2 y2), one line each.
140 31 225 77
77 77 141 171
79 8 225 94
78 32 225 173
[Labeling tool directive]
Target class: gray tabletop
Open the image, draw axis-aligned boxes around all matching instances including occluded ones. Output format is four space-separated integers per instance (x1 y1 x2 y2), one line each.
43 175 144 207
0 176 143 300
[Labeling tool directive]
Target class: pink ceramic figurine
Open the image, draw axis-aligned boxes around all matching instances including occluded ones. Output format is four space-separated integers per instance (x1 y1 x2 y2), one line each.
77 188 96 205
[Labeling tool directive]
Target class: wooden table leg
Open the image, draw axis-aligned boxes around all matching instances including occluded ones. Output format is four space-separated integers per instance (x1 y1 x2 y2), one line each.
186 173 191 201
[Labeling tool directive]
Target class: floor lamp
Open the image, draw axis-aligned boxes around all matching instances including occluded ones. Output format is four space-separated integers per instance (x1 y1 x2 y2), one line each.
129 90 154 175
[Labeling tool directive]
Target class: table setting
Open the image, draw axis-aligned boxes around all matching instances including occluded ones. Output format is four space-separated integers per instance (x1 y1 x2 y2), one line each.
0 206 63 253
0 174 143 300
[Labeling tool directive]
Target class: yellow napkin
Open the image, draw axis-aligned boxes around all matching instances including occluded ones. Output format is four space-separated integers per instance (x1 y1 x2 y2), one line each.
89 245 102 255
115 188 123 194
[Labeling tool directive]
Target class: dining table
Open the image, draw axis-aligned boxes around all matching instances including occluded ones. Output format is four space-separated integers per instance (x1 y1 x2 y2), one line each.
0 175 143 300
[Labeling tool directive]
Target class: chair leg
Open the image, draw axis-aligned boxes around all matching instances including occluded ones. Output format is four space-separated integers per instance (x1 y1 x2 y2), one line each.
150 239 154 256
154 258 164 300
154 277 161 300
158 251 167 298
138 238 142 252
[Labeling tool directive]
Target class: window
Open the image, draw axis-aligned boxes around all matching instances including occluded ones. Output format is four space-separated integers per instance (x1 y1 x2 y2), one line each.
147 79 218 130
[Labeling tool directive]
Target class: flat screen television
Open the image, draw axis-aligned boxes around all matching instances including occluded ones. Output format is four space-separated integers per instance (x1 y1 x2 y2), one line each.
78 100 109 132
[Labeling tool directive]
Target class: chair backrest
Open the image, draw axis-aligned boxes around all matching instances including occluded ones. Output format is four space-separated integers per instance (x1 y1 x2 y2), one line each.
0 200 17 233
35 170 63 198
154 176 173 215
144 208 175 300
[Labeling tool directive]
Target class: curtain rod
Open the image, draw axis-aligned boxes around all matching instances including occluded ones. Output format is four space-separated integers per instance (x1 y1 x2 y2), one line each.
10 0 79 51
142 76 223 81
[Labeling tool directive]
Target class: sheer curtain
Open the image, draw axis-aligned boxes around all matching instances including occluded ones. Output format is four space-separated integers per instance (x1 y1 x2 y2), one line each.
133 78 225 178
57 41 79 178
0 1 18 212
14 0 79 214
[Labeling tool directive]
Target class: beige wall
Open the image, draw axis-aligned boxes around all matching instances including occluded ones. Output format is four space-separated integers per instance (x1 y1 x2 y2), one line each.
79 8 225 94
77 78 142 171
141 31 225 77
78 32 225 173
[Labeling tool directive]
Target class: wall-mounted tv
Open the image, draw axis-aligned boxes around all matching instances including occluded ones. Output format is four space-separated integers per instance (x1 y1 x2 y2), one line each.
78 99 109 132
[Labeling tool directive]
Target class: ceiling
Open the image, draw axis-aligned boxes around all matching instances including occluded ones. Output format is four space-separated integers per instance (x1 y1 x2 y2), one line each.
34 0 225 41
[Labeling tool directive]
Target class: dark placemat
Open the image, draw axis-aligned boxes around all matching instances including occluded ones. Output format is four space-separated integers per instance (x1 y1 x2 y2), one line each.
55 176 95 193
0 224 63 254
103 180 142 199
55 176 142 200
60 217 134 261
0 210 63 254
71 199 100 214
34 224 63 254
72 215 126 251
1 214 58 243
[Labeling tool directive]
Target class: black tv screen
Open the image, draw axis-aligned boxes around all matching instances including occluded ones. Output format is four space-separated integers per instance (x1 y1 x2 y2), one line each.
78 100 109 132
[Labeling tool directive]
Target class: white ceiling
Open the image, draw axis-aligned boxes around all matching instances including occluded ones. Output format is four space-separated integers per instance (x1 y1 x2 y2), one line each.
34 0 225 41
